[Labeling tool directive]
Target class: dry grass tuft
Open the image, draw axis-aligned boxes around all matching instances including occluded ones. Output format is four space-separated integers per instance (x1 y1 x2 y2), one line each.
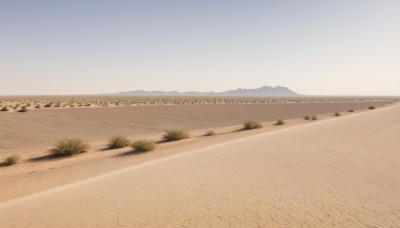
163 130 190 141
50 138 90 156
108 135 131 149
131 140 156 152
19 106 28 112
244 120 262 130
311 115 318 120
303 116 310 120
334 112 341 116
4 154 21 166
275 119 285 125
369 106 376 110
204 130 216 136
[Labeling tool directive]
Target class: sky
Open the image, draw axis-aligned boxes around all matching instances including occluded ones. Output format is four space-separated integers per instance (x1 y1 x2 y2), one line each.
0 0 399 96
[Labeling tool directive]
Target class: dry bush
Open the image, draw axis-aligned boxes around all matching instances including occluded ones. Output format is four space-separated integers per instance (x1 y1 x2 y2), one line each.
19 106 28 112
204 130 216 136
108 135 131 149
311 115 318 120
275 119 285 125
50 138 90 156
303 116 310 120
244 120 262 130
131 140 156 152
163 130 190 141
4 154 21 166
334 112 341 116
348 110 354 112
1 106 9 112
369 106 376 110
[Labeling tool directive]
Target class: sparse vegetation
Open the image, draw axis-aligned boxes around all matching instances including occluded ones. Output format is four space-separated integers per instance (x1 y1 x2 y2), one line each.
4 154 21 166
244 120 262 130
205 130 216 136
163 130 190 141
304 116 310 120
348 110 354 112
275 119 285 125
1 106 9 112
369 106 376 110
311 115 318 120
19 106 28 112
50 138 90 156
334 112 341 116
108 135 131 149
131 140 156 152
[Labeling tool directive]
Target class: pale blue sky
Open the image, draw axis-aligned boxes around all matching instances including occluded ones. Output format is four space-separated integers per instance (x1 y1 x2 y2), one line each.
0 0 399 95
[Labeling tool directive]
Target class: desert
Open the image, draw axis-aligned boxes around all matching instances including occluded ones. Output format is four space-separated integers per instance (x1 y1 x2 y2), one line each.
2 1 400 227
0 99 399 227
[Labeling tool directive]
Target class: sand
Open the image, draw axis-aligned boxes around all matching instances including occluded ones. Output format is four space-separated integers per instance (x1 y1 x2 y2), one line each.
0 103 399 227
0 101 390 153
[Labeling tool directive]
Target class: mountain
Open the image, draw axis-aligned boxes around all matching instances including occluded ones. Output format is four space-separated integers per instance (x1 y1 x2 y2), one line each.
116 86 300 97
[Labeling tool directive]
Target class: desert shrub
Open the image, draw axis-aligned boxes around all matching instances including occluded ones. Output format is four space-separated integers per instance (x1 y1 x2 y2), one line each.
204 130 216 136
19 106 28 112
44 103 52 108
244 120 262 130
131 140 156 152
4 154 21 166
348 110 354 112
35 105 41 109
304 116 310 120
1 106 9 112
311 115 318 120
369 106 376 110
275 119 285 125
334 112 341 116
50 138 90 156
108 135 131 149
163 130 190 141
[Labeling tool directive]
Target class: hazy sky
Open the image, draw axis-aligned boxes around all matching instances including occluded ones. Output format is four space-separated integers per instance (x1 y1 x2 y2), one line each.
0 0 399 95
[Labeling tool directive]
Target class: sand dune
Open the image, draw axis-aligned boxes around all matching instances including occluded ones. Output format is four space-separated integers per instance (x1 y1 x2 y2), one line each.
1 104 399 227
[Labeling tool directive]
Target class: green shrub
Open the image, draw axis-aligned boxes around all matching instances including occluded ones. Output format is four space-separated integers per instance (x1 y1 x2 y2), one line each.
50 138 90 156
275 119 285 125
244 120 262 130
4 154 21 166
204 130 216 136
131 140 156 152
163 130 190 141
108 135 131 149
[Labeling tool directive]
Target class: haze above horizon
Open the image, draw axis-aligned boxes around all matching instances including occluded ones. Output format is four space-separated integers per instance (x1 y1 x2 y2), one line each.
1 1 399 96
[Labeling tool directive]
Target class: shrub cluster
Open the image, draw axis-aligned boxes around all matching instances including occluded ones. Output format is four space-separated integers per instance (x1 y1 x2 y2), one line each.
4 154 21 166
163 130 190 141
131 140 156 152
244 120 262 130
108 135 131 149
50 138 90 156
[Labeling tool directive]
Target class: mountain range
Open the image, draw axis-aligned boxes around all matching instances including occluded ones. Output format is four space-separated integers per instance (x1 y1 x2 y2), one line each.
116 86 300 97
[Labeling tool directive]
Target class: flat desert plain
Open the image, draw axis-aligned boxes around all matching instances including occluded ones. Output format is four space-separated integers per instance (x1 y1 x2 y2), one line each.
0 98 399 227
0 100 391 153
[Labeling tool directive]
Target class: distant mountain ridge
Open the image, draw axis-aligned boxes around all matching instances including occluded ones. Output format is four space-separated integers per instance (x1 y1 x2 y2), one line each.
117 86 300 97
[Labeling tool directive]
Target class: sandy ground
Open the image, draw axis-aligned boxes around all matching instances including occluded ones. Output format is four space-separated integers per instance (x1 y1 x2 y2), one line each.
0 104 399 227
0 101 390 153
